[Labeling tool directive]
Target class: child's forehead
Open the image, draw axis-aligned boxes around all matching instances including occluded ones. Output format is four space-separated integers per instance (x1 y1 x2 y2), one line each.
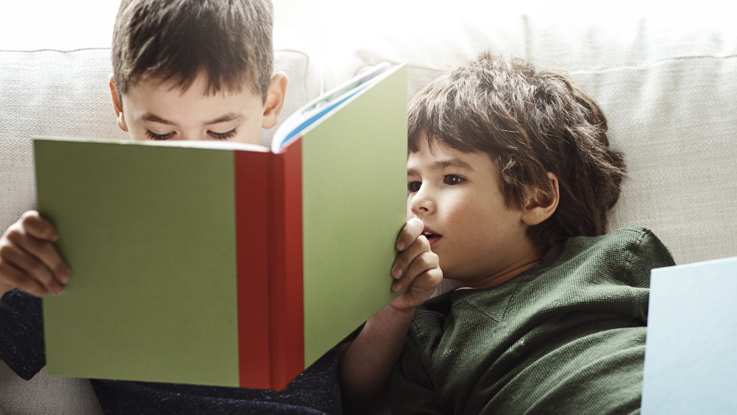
121 73 266 128
129 73 251 99
408 140 497 172
412 137 494 161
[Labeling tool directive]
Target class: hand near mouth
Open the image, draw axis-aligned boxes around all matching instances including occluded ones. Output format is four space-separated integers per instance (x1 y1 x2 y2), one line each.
390 217 444 311
334 218 443 409
421 226 442 246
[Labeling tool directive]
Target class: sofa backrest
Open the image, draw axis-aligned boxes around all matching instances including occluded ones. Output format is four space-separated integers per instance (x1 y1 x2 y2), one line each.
318 6 737 265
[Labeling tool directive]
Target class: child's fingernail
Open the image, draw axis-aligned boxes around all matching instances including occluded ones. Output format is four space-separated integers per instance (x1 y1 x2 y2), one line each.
53 285 64 295
393 282 403 292
392 267 403 279
396 242 406 251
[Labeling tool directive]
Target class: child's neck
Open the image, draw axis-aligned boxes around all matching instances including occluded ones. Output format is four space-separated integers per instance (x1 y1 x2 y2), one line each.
456 245 548 290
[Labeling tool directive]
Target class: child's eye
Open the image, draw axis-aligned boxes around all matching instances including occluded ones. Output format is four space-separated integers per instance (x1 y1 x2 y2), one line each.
407 181 422 193
208 128 237 140
146 130 174 140
443 174 465 185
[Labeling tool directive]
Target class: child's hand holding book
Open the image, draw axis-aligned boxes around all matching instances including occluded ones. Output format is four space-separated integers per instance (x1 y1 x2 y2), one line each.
390 217 443 311
0 211 70 298
336 217 442 410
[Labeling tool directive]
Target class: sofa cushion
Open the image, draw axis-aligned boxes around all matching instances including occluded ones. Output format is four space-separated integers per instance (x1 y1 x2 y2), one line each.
318 5 737 265
0 362 103 415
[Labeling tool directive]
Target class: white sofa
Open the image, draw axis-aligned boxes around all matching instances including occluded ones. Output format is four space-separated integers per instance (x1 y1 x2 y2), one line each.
2 5 737 414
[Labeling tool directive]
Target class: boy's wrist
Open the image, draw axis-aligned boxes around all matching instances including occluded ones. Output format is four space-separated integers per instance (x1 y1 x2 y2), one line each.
387 302 416 319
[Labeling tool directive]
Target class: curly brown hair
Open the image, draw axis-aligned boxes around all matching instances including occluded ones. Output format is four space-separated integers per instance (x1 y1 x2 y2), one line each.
408 52 626 246
112 0 273 101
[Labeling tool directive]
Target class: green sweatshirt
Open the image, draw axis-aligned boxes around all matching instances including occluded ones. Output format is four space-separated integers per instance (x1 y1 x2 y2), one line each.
388 226 675 415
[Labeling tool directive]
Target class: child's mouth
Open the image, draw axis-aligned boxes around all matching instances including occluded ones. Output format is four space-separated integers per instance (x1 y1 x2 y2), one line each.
422 228 442 246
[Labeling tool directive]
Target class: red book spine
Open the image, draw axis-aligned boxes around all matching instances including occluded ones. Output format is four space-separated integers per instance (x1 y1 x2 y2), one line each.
270 138 305 390
233 141 304 391
234 150 274 388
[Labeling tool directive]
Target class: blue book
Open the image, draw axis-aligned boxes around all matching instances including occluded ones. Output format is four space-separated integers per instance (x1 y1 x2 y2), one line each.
642 256 737 414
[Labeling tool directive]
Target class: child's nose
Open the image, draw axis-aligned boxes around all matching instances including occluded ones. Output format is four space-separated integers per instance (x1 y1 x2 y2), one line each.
409 188 435 216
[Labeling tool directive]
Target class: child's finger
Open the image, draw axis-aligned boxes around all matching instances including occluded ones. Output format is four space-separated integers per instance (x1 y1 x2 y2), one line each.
395 217 424 251
401 266 443 299
0 262 47 298
392 250 439 293
1 244 64 295
20 211 58 242
391 235 430 280
390 267 443 310
5 228 71 284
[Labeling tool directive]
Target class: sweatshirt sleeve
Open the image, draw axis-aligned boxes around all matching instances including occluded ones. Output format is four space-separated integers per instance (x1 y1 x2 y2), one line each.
620 227 677 322
387 322 445 415
0 289 46 380
627 227 676 285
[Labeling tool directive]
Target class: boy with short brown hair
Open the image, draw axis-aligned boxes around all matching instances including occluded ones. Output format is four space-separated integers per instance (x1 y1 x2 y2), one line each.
108 0 286 145
112 0 275 102
386 53 675 414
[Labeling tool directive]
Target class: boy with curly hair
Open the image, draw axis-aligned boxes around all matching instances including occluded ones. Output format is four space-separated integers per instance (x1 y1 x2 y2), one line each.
385 53 675 414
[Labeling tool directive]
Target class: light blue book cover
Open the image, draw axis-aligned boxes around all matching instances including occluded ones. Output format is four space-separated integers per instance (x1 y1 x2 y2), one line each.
642 256 737 415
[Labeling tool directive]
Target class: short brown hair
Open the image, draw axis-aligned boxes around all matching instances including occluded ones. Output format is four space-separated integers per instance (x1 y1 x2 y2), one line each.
408 52 626 246
112 0 273 100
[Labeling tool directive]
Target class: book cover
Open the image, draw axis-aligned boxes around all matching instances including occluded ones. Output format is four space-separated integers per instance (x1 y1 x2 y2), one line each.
641 256 737 414
35 64 408 390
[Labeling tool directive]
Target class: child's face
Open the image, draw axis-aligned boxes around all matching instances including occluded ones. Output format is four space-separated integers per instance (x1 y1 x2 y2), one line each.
407 138 541 287
110 71 287 145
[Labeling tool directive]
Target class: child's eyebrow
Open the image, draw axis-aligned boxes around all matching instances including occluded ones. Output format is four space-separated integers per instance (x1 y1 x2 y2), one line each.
140 113 174 125
205 113 243 124
433 158 473 171
139 112 243 125
407 158 473 176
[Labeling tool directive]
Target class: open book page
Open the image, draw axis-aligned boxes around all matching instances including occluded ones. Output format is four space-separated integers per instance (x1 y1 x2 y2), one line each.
271 63 392 152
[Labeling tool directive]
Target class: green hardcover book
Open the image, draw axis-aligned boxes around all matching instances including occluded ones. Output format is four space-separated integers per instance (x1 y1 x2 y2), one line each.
35 64 407 390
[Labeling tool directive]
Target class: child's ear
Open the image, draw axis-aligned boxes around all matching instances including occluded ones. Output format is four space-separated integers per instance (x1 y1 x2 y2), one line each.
109 74 129 132
261 72 288 129
521 172 560 226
